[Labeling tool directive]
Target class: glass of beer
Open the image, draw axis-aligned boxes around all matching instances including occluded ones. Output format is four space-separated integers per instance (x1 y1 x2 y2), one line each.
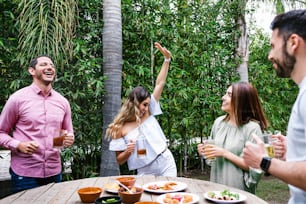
203 139 216 165
136 135 147 158
53 129 67 150
263 132 277 158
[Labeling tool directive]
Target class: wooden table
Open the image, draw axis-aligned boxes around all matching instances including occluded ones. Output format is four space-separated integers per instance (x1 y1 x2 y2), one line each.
0 175 268 204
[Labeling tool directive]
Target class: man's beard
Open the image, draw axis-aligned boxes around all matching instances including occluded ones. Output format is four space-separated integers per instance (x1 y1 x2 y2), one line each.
273 45 296 78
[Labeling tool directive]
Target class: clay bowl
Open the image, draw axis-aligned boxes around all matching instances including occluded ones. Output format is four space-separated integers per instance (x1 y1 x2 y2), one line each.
118 186 143 204
77 187 102 203
116 176 136 187
95 196 122 204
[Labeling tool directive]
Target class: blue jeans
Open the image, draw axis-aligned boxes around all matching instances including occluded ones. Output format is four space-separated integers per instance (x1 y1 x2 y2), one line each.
10 168 62 193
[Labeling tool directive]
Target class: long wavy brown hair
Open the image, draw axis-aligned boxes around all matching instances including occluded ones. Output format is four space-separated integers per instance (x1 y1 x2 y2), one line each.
106 86 151 139
224 82 268 131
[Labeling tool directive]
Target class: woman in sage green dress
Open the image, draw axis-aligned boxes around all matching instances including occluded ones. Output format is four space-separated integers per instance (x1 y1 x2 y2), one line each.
198 82 268 194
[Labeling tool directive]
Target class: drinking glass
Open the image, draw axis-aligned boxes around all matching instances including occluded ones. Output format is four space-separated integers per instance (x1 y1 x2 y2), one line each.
263 132 277 158
53 129 67 150
136 135 147 158
203 139 216 165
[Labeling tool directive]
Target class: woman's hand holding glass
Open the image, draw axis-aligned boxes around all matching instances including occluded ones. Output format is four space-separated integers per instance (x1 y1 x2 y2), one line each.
125 140 135 154
198 139 218 165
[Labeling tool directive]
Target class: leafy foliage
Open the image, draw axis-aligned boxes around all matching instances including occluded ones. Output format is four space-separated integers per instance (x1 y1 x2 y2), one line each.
0 0 26 108
58 0 105 179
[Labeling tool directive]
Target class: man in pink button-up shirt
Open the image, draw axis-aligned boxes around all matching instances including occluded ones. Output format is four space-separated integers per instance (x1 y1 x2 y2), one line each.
0 55 74 193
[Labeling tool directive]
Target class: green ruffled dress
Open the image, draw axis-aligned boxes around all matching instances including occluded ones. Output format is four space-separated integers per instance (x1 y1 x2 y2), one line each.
208 115 263 194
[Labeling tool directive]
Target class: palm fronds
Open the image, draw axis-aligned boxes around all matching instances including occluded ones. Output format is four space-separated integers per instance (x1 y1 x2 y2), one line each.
16 0 77 69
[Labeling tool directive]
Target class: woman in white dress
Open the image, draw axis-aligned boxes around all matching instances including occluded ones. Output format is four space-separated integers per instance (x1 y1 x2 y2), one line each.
106 42 177 177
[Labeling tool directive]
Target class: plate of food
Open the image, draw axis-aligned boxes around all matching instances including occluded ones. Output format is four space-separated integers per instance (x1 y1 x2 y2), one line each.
104 183 141 194
156 192 199 204
142 181 187 193
104 183 120 194
204 190 247 203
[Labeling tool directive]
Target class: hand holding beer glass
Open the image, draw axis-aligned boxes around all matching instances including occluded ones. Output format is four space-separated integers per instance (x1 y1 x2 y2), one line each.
53 129 74 150
198 138 216 165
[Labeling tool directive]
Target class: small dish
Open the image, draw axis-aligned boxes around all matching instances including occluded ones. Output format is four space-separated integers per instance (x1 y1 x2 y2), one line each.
118 186 143 203
77 187 102 203
116 176 136 187
95 196 122 204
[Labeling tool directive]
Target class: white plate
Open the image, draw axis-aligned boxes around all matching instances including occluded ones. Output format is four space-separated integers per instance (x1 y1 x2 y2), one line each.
104 183 141 194
156 192 199 204
104 183 120 194
143 181 187 193
204 191 247 203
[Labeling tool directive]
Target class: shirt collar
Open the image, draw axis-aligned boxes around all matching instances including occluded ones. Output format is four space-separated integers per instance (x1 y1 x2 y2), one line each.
30 83 53 96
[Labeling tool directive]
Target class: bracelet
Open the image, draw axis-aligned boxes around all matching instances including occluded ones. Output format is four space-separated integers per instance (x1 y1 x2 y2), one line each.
164 58 171 62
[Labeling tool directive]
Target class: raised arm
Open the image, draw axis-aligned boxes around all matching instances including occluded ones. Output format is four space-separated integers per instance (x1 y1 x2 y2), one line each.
152 42 171 101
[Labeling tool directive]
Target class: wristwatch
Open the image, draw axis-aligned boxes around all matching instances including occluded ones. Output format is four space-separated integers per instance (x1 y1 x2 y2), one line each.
260 156 272 172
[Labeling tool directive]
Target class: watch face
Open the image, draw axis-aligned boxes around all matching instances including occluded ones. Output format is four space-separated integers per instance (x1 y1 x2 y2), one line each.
260 157 271 172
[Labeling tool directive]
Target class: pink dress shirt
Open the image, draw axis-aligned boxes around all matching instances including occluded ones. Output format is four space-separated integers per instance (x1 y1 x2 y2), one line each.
0 83 74 178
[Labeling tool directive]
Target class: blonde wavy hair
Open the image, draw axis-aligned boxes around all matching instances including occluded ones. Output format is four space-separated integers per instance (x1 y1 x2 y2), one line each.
106 86 151 139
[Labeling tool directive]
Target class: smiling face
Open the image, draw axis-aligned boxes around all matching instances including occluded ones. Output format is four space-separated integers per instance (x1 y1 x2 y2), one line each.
268 29 296 78
28 56 56 86
138 97 150 118
221 86 233 114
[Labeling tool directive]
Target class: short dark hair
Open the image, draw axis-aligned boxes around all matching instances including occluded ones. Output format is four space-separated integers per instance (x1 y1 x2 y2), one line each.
270 9 306 41
29 55 52 69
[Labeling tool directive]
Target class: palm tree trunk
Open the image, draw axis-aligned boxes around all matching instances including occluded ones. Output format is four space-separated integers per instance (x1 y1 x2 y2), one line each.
237 0 249 82
100 0 122 176
237 14 249 82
